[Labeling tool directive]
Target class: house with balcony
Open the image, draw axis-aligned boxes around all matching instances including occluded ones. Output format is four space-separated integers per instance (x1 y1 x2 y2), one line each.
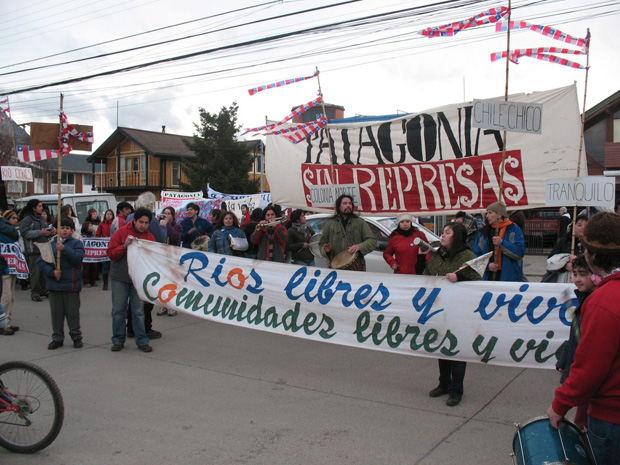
87 127 195 201
584 89 620 197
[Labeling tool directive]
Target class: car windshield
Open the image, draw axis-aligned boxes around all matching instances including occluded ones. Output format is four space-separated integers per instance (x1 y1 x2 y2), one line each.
376 218 399 232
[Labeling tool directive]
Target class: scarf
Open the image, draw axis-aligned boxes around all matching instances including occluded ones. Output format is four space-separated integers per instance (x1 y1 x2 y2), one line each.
292 223 310 240
490 218 513 270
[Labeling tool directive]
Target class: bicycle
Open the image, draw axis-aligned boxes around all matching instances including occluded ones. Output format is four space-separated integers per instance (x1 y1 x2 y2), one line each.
0 361 64 453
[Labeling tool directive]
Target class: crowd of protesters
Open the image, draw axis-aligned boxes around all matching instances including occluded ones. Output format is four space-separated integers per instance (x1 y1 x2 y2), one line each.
2 193 620 462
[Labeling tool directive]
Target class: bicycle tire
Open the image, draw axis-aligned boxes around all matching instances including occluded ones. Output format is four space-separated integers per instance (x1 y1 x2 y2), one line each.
0 361 64 454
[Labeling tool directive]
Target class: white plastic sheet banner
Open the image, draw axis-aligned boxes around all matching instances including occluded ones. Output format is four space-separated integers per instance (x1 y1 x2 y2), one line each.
129 240 576 369
161 191 203 210
266 85 585 215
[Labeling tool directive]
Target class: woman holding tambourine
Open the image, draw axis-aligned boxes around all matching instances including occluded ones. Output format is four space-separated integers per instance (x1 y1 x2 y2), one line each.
422 222 481 407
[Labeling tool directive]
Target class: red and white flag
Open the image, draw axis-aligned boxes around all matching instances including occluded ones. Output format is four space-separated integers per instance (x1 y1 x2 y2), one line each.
16 145 60 163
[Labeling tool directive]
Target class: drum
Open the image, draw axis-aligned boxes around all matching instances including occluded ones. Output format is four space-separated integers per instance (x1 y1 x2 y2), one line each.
309 233 323 258
330 249 357 270
512 416 592 465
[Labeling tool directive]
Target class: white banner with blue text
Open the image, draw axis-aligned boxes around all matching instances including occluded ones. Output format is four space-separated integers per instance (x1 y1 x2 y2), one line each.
129 240 576 369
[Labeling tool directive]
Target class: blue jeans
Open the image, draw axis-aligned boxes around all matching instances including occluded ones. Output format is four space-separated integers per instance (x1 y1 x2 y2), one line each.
111 280 148 347
292 259 315 266
588 415 620 465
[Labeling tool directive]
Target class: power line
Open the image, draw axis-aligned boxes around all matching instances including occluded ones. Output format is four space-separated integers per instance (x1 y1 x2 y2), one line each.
0 0 283 70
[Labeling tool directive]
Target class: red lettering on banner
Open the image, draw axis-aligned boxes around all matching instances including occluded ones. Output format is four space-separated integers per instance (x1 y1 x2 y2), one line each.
302 150 528 212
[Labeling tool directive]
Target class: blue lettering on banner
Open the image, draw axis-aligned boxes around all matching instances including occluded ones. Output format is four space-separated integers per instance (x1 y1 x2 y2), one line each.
284 267 391 311
474 284 575 325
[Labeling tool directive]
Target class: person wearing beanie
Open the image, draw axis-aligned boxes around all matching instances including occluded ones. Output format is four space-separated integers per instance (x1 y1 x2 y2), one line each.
548 212 620 465
473 201 525 281
383 213 429 275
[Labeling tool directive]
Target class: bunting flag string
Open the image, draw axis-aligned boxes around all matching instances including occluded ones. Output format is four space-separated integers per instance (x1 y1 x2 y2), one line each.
526 53 585 69
16 145 60 163
0 98 10 122
264 116 328 144
491 47 586 63
495 21 586 49
419 5 508 38
59 111 94 155
241 96 322 135
247 72 318 96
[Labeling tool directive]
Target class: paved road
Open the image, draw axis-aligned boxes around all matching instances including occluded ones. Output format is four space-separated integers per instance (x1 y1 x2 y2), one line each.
2 255 566 465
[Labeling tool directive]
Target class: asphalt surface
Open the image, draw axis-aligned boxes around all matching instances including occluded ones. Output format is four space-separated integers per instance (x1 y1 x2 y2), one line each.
1 255 566 465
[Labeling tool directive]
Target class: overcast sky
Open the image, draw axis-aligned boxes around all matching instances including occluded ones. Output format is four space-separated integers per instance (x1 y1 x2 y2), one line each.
1 0 619 150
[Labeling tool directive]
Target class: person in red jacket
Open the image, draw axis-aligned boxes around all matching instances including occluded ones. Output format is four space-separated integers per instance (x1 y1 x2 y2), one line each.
108 208 155 353
383 213 429 275
95 209 114 291
547 212 620 465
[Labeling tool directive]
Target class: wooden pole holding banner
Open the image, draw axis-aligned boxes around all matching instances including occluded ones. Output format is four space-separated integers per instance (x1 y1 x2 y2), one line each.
571 29 590 256
315 67 336 182
494 0 512 278
56 94 64 271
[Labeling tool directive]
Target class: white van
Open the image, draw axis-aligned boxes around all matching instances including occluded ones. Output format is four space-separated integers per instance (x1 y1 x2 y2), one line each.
18 193 117 228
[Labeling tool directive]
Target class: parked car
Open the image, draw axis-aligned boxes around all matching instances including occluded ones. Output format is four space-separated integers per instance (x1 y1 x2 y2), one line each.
305 214 441 274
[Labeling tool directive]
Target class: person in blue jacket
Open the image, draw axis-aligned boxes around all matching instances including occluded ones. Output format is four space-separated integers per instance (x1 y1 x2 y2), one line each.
473 201 525 281
180 202 214 248
208 211 247 256
38 217 85 350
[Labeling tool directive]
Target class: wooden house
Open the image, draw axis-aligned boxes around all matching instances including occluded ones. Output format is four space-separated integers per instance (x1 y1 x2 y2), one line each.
87 127 195 201
585 89 620 177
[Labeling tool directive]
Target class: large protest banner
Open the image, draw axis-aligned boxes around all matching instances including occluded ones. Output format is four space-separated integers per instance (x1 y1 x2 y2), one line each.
266 85 585 215
129 240 575 369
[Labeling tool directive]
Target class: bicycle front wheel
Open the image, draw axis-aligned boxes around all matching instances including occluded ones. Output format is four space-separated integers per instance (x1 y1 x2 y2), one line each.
0 361 64 453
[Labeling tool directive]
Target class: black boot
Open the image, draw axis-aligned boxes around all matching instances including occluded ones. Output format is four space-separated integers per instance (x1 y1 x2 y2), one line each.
102 274 109 290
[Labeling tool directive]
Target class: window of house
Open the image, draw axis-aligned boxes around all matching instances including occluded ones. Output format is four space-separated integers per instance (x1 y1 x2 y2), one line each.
83 174 93 187
614 118 620 143
171 161 180 186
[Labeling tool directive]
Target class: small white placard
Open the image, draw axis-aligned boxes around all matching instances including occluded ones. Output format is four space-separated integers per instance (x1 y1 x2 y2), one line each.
472 99 543 134
50 184 76 194
309 184 361 208
546 176 616 208
0 166 33 182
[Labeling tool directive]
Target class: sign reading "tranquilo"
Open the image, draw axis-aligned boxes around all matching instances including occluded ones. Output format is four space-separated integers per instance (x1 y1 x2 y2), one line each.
546 176 616 208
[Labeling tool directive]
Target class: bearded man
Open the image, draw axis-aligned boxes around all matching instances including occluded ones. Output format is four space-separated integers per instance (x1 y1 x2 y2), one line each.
318 194 376 271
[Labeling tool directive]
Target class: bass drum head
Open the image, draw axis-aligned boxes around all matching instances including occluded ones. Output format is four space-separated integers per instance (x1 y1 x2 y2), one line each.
309 233 323 258
512 416 591 465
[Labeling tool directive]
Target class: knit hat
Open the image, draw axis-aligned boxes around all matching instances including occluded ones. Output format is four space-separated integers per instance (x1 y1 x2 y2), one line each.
2 210 16 220
88 208 97 215
397 213 413 224
581 212 620 256
486 201 507 218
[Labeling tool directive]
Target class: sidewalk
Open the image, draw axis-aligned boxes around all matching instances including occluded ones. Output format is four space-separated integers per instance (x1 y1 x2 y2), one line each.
2 257 566 465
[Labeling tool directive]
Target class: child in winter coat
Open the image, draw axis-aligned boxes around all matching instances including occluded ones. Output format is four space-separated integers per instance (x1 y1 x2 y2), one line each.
38 217 85 350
